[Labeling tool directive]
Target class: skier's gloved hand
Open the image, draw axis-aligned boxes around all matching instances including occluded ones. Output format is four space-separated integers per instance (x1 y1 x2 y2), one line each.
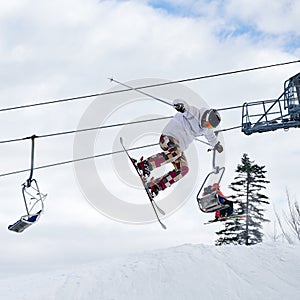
214 141 223 153
174 103 186 113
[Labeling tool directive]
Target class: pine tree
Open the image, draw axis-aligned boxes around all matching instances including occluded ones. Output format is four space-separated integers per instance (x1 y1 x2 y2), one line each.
215 153 270 246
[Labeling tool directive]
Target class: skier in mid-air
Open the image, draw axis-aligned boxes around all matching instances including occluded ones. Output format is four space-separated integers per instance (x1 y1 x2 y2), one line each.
133 99 223 197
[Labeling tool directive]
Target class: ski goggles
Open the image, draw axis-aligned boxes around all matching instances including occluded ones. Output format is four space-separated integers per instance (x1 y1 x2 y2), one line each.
203 121 214 129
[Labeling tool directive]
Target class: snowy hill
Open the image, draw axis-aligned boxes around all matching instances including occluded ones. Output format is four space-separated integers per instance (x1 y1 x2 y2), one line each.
0 242 299 300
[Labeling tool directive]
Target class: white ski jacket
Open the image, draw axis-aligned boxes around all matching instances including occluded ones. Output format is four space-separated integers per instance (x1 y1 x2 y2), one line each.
162 100 219 151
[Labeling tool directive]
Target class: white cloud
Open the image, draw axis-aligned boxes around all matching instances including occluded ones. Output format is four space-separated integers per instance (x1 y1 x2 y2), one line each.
225 0 300 35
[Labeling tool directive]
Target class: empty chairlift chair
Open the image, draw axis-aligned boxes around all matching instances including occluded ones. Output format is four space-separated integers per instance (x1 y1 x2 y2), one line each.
8 135 47 233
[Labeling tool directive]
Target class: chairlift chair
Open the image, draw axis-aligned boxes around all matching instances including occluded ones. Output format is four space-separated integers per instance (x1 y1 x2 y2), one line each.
196 142 228 213
8 136 47 233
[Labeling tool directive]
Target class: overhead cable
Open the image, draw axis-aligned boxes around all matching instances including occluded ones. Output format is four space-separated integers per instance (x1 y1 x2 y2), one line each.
0 59 299 113
1 92 274 146
0 142 159 178
0 121 243 179
0 116 173 145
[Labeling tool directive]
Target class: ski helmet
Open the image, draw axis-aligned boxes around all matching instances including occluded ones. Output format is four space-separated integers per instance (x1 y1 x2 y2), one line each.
201 109 221 129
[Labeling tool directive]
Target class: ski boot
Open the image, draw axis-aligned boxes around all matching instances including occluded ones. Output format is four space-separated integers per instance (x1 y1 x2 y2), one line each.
132 157 152 178
147 180 161 198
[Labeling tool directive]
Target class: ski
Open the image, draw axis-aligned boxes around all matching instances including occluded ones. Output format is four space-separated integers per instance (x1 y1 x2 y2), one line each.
204 214 247 225
120 137 167 230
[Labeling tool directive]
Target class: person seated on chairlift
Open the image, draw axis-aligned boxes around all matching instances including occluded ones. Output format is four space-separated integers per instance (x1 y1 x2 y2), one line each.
205 183 234 220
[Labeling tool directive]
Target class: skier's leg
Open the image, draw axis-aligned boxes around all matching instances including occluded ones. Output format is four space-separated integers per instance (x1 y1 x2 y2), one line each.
147 135 182 170
220 200 234 217
150 152 189 191
145 135 189 196
226 200 234 216
137 135 181 177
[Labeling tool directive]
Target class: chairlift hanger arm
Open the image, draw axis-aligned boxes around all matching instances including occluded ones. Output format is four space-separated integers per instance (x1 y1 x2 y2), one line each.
26 135 37 187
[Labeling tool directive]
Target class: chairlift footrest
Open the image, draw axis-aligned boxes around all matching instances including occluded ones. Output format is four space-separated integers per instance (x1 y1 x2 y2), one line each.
8 211 42 233
8 218 34 233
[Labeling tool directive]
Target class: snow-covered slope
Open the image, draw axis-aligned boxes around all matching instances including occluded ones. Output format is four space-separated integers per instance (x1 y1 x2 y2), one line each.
0 243 299 300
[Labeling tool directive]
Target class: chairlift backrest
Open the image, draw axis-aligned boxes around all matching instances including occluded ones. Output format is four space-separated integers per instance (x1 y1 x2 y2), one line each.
197 184 229 213
22 179 46 215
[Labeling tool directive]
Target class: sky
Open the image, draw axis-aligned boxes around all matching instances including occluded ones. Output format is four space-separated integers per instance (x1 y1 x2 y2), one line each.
0 0 300 275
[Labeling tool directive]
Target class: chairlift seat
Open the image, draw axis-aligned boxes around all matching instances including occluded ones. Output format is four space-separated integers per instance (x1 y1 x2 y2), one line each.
8 210 42 233
196 161 226 213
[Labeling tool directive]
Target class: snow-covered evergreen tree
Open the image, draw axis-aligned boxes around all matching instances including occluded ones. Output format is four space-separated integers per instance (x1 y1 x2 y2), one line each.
215 153 270 246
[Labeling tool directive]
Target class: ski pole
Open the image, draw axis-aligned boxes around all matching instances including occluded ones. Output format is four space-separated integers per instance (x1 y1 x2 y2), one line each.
195 138 211 147
109 78 173 107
